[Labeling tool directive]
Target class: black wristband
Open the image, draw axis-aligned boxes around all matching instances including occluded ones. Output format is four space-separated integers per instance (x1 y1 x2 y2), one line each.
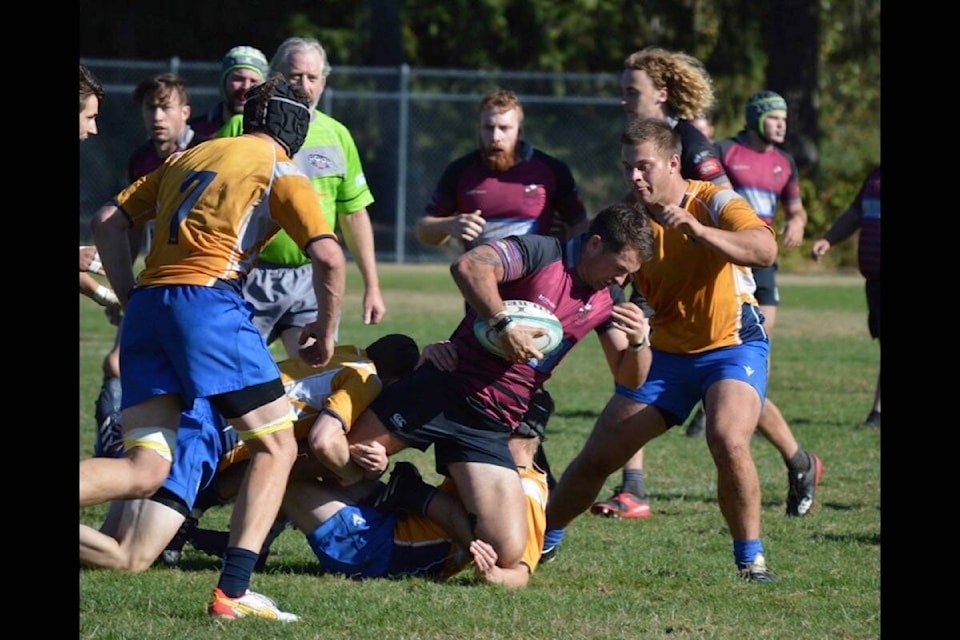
492 315 514 334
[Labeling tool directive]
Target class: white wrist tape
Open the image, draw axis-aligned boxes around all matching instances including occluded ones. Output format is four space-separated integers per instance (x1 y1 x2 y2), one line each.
93 285 119 307
87 252 102 273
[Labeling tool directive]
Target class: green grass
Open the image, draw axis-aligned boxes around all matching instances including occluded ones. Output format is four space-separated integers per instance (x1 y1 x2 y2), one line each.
79 266 880 639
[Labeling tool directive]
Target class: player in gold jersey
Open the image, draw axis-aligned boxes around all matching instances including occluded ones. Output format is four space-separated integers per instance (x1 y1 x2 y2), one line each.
545 118 782 583
82 75 345 621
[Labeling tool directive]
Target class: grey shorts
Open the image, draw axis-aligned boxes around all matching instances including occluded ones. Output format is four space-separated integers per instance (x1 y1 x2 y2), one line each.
243 262 339 345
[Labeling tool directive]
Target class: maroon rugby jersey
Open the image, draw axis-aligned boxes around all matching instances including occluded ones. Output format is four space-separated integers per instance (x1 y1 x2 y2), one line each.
423 141 587 249
447 234 623 429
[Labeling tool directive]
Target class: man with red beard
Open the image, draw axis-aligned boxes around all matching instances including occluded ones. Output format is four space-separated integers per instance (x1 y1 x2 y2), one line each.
415 88 589 489
416 88 588 251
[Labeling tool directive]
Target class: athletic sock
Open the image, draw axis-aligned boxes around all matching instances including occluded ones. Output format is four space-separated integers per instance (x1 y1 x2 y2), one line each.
786 449 812 474
733 538 764 568
217 547 259 598
621 469 646 498
542 526 566 551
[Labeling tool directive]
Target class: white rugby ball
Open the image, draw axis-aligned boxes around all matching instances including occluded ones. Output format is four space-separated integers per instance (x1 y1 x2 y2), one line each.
473 300 564 359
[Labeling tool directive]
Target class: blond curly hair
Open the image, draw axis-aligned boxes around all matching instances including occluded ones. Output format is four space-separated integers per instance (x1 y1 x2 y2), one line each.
623 47 715 120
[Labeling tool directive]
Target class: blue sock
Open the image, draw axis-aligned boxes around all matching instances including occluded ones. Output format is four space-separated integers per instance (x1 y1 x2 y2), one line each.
543 527 567 551
733 539 764 568
217 547 260 597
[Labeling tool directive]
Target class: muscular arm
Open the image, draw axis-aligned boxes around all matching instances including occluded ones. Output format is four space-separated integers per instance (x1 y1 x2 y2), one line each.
90 203 136 306
698 225 778 267
298 237 346 367
79 271 119 307
598 302 652 389
450 244 508 321
416 211 486 247
416 215 458 246
338 208 386 325
779 201 808 249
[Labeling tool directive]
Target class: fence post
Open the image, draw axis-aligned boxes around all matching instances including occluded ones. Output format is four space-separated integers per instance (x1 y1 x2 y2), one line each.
395 64 410 264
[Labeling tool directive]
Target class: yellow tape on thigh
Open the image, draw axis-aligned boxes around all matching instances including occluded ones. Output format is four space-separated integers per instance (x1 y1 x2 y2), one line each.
124 427 177 462
239 411 295 442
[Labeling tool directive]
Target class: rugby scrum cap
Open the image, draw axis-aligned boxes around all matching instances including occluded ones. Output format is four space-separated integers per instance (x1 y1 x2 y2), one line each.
242 78 311 156
745 90 787 137
365 334 421 381
220 46 269 100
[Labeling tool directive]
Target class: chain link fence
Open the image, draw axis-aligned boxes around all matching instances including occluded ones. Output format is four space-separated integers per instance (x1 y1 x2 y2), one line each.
80 58 624 263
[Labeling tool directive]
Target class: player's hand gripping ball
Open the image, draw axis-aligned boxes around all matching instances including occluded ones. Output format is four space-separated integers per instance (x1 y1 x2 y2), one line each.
473 300 563 359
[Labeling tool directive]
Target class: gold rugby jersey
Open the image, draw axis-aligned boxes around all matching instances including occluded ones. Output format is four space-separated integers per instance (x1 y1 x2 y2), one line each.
114 135 335 288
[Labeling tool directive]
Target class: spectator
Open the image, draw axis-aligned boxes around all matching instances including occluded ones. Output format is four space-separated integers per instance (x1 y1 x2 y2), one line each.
188 45 268 141
543 118 780 582
82 76 345 622
220 37 386 355
811 165 881 430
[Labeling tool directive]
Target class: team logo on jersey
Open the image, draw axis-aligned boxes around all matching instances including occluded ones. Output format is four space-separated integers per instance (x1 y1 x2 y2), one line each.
576 303 593 323
536 294 557 310
697 158 723 177
309 153 332 170
390 413 407 429
744 365 755 377
772 165 783 175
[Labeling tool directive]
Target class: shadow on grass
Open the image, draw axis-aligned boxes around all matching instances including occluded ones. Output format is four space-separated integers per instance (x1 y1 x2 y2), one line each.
815 531 880 545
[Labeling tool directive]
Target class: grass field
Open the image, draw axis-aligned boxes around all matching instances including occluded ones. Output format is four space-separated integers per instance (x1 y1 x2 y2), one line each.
79 265 881 639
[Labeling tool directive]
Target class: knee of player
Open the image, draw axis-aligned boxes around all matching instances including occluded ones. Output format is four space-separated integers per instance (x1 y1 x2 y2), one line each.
306 423 342 464
479 519 527 568
123 553 157 574
238 414 299 461
123 429 177 496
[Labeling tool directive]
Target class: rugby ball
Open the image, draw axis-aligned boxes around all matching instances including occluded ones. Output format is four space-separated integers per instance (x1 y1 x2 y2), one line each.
473 300 563 359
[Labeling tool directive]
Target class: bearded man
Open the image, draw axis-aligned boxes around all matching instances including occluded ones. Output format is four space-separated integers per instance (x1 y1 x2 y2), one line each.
415 88 588 250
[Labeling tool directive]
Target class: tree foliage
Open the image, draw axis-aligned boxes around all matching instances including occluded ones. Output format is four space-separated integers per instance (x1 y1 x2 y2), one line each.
79 0 879 266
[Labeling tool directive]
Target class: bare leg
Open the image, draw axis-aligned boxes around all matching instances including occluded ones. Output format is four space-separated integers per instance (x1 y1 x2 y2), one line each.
756 398 799 460
80 394 181 506
448 461 528 568
704 380 763 541
548 395 664 529
80 499 185 572
224 397 299 554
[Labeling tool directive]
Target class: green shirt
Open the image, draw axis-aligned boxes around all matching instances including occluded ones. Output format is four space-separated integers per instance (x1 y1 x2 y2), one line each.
220 110 375 265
